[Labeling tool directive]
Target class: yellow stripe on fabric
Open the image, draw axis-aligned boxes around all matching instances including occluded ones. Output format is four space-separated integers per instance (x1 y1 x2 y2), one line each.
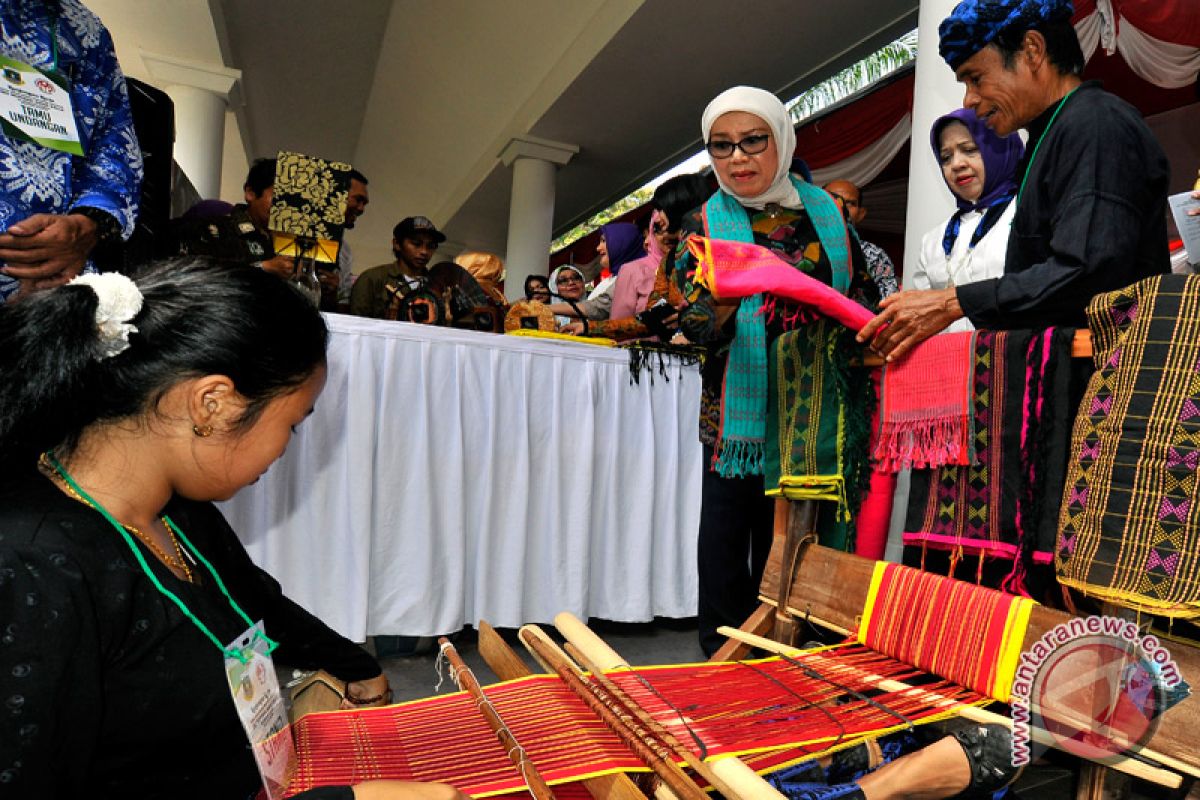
1055 577 1200 618
992 597 1035 701
775 475 844 503
505 329 615 346
858 561 889 646
686 235 719 298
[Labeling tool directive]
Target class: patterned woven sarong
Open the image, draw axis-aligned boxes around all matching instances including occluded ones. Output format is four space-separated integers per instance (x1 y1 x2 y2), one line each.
874 332 976 473
904 329 1076 589
1057 275 1200 617
765 319 874 549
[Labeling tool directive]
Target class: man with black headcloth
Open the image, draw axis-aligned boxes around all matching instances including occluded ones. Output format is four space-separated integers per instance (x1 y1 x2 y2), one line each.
860 0 1169 359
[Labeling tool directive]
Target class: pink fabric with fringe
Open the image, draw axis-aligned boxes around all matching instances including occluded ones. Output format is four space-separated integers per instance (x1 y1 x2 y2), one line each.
874 331 976 473
687 236 875 331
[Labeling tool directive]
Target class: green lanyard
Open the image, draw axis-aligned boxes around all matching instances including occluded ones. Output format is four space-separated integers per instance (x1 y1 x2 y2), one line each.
1016 86 1080 206
1 8 61 73
45 453 278 663
47 9 58 73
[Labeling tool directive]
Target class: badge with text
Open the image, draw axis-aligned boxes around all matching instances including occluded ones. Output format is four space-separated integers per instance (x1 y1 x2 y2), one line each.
0 54 83 155
225 622 294 799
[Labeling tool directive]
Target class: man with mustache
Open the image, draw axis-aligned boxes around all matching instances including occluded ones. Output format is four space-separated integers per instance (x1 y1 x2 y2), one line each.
860 0 1169 359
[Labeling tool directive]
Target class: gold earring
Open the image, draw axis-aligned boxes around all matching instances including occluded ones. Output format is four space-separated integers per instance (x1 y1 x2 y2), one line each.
193 424 214 438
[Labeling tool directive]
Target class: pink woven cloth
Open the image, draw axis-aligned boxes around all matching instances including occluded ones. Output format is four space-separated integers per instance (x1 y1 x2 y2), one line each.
687 236 874 331
873 331 976 473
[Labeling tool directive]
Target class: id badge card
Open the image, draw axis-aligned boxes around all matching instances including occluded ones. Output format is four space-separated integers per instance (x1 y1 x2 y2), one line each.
225 622 294 800
0 54 83 155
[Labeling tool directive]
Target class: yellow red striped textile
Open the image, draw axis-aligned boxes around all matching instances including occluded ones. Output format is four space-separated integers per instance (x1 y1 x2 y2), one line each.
858 561 1033 702
284 651 988 798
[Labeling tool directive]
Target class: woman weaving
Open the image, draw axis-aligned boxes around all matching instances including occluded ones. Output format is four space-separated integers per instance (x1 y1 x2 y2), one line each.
0 261 463 800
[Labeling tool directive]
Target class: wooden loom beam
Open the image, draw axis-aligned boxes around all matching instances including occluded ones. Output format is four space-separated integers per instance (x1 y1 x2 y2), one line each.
554 612 787 800
477 621 648 800
518 624 711 800
718 627 1184 789
437 637 558 800
751 536 1200 782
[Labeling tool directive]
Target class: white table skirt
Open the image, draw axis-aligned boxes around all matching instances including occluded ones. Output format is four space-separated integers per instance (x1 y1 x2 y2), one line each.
220 315 703 641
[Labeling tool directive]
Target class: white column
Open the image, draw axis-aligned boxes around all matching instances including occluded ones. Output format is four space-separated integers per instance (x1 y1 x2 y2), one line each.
900 0 968 285
500 136 579 291
141 52 241 201
888 0 964 563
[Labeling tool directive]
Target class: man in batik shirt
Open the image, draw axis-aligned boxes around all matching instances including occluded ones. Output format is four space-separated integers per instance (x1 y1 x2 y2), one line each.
0 0 142 301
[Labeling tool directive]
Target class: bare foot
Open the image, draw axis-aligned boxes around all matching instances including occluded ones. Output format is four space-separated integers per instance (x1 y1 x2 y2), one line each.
857 735 971 800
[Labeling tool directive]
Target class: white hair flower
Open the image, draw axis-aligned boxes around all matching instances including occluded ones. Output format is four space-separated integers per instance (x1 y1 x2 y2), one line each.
69 272 144 359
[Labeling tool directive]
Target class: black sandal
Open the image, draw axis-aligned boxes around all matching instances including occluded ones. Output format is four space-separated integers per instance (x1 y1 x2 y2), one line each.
951 723 1023 797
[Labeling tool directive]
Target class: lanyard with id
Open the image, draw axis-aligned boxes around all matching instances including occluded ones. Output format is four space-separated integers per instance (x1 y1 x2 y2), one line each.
45 454 295 799
0 12 84 155
226 621 294 799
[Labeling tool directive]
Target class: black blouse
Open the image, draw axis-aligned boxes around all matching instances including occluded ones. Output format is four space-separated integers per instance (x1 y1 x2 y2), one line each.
0 472 376 799
956 81 1170 329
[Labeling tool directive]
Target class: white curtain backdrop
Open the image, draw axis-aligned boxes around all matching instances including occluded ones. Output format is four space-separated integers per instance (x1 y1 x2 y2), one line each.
220 316 703 642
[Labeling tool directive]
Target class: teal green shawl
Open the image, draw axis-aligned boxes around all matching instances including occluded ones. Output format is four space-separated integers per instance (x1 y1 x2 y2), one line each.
701 176 851 478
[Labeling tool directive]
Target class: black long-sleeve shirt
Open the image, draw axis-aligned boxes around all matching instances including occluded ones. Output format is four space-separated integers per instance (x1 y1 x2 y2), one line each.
956 81 1170 329
0 473 376 799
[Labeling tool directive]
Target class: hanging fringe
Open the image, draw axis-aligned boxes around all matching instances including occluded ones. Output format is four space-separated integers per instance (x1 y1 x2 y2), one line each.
622 341 704 386
873 415 974 473
714 438 765 479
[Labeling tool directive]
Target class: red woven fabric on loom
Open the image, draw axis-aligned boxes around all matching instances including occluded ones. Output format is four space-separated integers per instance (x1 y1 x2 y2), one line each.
873 332 976 473
859 563 1029 701
283 654 987 797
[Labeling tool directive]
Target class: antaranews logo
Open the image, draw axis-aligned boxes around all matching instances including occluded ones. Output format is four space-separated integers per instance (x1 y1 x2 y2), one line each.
1009 615 1191 767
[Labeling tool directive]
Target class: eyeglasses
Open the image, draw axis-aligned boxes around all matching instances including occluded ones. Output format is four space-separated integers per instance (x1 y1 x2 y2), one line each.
826 191 859 209
557 273 583 283
705 133 771 159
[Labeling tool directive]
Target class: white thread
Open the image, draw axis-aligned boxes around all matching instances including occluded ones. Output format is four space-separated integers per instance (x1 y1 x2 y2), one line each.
69 273 143 359
433 644 449 693
509 744 532 788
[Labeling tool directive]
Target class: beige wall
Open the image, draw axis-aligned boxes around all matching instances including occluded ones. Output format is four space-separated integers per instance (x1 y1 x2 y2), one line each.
349 0 643 270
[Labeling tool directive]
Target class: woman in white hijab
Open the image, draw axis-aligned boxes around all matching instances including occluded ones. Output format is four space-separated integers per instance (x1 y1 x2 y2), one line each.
547 264 587 329
676 86 875 657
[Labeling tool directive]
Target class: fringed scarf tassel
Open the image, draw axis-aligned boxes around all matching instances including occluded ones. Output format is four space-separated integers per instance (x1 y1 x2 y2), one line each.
873 414 974 473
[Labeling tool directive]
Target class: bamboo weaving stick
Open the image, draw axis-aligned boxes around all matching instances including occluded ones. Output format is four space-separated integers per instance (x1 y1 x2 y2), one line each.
437 638 558 800
555 612 787 800
519 625 710 800
475 621 649 800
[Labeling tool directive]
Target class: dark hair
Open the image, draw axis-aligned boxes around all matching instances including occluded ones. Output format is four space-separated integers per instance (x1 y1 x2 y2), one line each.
349 168 368 185
523 274 549 300
244 158 277 195
0 259 328 476
652 173 714 232
993 19 1085 76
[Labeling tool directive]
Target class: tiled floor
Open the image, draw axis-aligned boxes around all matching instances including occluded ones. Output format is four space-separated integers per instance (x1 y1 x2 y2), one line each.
366 618 1189 800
